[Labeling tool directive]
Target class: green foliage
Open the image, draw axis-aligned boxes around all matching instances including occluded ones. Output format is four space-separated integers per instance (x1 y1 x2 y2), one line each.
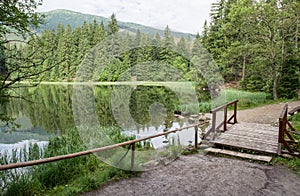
0 127 134 195
204 0 300 100
215 89 270 109
107 14 119 35
278 58 300 99
0 0 43 43
290 113 300 132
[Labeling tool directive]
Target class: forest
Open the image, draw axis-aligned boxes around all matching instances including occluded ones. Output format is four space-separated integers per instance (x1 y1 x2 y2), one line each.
1 0 299 101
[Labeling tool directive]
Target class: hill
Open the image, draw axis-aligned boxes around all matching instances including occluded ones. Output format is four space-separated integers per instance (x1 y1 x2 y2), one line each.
39 9 194 39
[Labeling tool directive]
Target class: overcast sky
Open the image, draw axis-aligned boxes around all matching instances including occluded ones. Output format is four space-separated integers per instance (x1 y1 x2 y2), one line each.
38 0 216 34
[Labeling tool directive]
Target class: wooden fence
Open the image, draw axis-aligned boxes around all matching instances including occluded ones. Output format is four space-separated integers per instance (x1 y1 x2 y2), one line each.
203 100 238 140
277 104 299 156
0 123 204 171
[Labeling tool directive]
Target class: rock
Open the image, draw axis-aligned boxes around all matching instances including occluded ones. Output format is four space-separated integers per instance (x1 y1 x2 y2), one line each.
190 114 199 118
141 160 160 168
174 114 185 119
273 119 279 127
162 139 169 143
282 154 295 159
174 110 182 115
204 113 211 120
200 144 210 149
181 112 191 116
199 113 207 121
188 117 196 123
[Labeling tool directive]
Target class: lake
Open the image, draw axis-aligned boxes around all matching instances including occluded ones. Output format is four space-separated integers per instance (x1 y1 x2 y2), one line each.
0 83 210 157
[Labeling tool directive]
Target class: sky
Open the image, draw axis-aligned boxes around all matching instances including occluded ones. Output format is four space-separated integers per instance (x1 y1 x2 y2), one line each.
38 0 216 34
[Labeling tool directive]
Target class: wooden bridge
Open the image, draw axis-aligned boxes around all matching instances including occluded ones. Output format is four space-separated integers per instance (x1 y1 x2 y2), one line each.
204 100 299 162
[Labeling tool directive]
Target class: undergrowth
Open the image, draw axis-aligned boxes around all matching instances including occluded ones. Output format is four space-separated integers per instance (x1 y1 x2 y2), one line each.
0 127 136 196
196 89 272 113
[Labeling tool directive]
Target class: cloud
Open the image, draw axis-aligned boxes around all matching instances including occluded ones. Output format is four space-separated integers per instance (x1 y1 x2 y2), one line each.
38 0 215 34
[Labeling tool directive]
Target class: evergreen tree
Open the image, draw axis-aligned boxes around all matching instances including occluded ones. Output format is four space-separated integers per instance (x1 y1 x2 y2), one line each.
151 33 161 61
192 33 202 57
161 26 175 64
177 37 189 58
93 20 106 44
107 13 119 35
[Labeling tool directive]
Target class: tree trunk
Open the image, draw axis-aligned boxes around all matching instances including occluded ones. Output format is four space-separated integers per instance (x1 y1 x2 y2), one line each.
296 14 298 49
273 73 278 101
242 55 246 80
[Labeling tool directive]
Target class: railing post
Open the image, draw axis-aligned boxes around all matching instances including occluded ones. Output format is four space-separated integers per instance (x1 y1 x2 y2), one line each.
224 106 227 132
234 101 238 123
130 143 135 171
194 126 198 149
211 112 216 133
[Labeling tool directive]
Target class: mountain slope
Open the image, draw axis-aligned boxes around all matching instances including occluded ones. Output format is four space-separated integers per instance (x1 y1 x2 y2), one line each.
39 9 194 38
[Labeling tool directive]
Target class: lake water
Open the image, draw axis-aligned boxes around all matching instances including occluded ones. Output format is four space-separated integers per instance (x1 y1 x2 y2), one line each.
0 83 210 156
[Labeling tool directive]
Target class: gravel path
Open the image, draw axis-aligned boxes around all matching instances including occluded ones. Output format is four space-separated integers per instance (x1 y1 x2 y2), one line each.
238 101 300 124
83 100 300 196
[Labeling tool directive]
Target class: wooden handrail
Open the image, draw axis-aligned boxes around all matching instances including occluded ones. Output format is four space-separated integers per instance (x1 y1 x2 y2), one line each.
277 104 298 156
0 123 205 171
203 100 238 140
210 100 239 113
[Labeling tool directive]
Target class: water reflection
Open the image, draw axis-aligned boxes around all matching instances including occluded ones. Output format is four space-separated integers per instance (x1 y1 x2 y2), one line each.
0 84 207 148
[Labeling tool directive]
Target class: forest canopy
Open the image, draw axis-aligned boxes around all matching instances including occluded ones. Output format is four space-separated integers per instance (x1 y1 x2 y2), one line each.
0 0 299 100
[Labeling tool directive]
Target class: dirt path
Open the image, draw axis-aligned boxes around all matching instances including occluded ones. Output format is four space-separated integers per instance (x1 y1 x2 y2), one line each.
238 101 300 124
83 101 300 196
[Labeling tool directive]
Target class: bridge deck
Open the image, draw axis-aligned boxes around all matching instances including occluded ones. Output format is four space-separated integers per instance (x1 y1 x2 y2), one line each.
212 122 279 155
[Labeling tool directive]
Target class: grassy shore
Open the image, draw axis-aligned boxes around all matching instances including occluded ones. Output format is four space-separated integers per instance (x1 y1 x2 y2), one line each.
0 128 137 195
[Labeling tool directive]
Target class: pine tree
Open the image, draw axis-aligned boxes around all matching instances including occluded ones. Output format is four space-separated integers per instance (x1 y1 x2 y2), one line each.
77 21 92 65
93 20 106 44
161 26 175 64
151 33 161 61
177 37 189 58
107 13 119 36
192 33 202 57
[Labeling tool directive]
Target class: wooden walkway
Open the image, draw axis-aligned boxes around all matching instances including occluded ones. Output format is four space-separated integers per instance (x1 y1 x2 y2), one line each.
211 122 279 155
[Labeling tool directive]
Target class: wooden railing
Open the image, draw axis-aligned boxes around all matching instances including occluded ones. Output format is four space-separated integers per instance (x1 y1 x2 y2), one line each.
277 104 299 156
0 123 204 171
203 100 238 140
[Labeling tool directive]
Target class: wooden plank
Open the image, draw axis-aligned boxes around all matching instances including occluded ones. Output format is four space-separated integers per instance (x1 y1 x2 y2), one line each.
229 122 278 130
219 132 278 141
214 137 278 149
216 132 278 143
217 134 278 147
213 140 278 154
228 126 278 135
227 130 278 138
205 147 273 162
223 128 278 137
288 106 300 116
228 129 278 135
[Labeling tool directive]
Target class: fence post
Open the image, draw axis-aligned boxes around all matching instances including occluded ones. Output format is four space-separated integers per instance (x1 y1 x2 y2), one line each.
224 106 227 132
211 112 216 133
194 126 198 149
130 143 135 171
234 101 238 123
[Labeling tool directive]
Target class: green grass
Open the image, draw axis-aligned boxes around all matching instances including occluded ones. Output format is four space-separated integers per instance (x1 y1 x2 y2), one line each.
0 126 183 195
0 127 136 196
221 89 270 109
195 89 272 113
